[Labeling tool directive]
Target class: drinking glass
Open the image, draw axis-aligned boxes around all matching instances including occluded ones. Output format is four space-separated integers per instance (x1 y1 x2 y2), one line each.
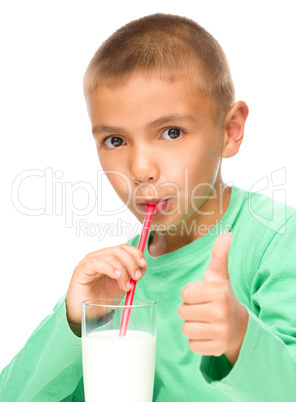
82 298 157 402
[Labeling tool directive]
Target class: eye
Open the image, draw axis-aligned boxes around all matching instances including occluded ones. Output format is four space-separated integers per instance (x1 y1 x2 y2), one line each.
161 127 184 140
102 136 126 148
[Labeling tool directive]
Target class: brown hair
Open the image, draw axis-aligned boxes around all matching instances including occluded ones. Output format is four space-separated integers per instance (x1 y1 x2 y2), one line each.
83 13 235 122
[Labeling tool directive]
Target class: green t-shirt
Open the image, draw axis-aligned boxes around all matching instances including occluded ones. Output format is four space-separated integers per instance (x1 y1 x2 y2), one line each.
1 185 296 401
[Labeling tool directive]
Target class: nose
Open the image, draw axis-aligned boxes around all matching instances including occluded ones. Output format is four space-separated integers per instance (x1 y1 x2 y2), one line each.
130 146 159 185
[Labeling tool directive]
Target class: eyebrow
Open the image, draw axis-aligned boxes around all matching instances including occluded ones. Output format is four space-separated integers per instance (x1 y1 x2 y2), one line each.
92 113 196 136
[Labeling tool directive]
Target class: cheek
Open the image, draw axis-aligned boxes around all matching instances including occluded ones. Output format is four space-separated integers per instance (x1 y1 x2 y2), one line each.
186 158 221 202
181 146 222 207
190 137 222 179
105 172 131 203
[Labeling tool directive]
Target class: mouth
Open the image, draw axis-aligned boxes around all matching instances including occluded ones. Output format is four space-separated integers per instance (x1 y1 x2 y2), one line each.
137 198 171 215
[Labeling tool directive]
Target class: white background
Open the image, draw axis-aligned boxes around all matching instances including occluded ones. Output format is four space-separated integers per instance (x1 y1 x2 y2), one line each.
1 0 295 370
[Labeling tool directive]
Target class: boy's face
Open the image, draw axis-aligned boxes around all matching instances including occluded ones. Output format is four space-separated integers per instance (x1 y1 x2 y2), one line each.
86 74 227 231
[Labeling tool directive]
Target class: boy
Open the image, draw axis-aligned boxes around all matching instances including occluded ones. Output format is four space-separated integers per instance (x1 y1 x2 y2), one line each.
1 13 296 401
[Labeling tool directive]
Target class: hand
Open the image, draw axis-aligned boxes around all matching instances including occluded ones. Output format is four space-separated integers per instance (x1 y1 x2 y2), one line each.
179 232 248 365
65 244 147 334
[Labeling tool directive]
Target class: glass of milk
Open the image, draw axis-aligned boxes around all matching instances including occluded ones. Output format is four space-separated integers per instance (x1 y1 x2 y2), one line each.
82 298 157 402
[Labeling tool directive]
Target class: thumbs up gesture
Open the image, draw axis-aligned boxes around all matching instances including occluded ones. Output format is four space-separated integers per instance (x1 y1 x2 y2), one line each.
179 232 249 365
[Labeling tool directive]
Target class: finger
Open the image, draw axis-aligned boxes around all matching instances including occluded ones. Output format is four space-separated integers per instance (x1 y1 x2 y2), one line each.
84 244 147 280
179 303 215 322
112 245 147 281
118 244 147 268
181 281 225 304
182 321 215 341
77 257 131 292
85 244 147 269
204 232 232 282
188 339 222 357
96 254 132 291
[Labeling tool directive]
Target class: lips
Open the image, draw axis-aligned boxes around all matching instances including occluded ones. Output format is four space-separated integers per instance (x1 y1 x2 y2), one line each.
138 198 170 215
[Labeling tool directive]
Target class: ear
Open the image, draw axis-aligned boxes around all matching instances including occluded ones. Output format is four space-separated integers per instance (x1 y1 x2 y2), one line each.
222 101 249 158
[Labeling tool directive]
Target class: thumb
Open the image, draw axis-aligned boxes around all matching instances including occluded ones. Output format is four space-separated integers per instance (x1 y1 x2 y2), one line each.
204 232 232 282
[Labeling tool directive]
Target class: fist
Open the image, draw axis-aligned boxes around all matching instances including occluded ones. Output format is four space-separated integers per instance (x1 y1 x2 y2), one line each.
178 232 248 365
66 244 147 333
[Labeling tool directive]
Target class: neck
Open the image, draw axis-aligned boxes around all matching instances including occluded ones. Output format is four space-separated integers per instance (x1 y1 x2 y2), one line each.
148 182 232 257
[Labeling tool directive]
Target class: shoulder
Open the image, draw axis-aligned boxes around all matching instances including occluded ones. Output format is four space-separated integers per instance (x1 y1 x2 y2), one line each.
229 187 296 278
234 186 296 234
228 188 296 297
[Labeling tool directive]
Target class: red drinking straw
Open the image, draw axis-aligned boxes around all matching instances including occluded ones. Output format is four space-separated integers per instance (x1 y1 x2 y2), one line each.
119 204 156 336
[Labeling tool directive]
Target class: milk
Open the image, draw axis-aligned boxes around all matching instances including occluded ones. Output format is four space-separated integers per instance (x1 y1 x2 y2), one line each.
82 330 156 402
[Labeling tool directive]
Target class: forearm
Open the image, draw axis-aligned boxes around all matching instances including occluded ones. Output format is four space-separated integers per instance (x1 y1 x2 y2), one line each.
0 296 82 401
